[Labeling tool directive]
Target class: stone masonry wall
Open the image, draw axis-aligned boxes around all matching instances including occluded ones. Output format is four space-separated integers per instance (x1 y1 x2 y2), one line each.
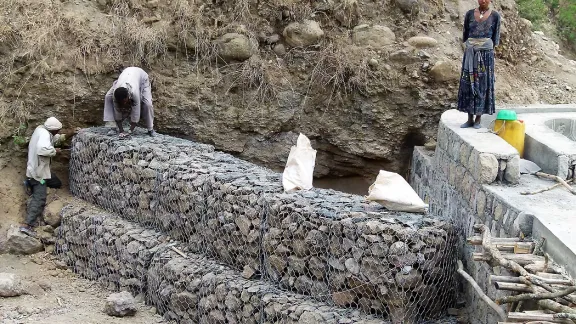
68 127 459 323
409 115 530 324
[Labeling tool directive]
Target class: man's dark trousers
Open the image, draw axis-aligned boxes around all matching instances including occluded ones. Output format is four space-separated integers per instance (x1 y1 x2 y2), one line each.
25 175 62 226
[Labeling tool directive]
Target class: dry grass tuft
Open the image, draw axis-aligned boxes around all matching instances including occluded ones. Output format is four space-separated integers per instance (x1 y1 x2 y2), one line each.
303 39 377 100
221 56 282 105
0 100 32 136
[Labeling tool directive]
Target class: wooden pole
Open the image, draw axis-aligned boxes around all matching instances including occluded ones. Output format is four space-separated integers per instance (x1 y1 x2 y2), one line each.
474 224 576 316
494 281 533 292
490 275 574 286
507 312 573 323
496 286 576 304
170 246 187 258
456 260 507 321
468 236 521 245
499 322 562 324
474 252 544 265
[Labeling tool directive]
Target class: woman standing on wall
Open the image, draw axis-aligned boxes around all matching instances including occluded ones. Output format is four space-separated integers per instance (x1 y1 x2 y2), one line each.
458 0 501 129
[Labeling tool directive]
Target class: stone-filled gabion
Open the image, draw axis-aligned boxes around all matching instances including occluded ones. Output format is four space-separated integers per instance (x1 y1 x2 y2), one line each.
68 128 458 322
70 128 284 276
262 191 457 321
56 201 387 324
147 249 388 324
55 203 173 295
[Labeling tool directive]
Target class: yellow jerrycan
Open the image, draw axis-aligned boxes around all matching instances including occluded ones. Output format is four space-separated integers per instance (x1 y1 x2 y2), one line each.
492 109 526 157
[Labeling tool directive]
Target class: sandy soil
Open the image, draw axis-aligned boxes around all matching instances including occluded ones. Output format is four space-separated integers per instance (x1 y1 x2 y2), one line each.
0 254 166 324
0 154 168 324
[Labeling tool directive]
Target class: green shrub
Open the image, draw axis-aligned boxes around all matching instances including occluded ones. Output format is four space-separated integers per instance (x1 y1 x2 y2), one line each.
557 0 576 42
517 0 549 27
12 123 28 147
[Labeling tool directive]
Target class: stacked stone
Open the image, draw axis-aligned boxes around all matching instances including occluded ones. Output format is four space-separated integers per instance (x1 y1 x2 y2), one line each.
201 162 283 275
147 249 387 324
262 188 457 321
69 128 457 322
70 128 284 274
55 202 173 295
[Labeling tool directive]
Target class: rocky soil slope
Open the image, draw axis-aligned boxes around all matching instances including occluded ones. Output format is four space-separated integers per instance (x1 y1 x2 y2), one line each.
0 0 575 178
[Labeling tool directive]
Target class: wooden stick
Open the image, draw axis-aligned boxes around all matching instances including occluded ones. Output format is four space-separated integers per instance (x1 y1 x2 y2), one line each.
490 275 574 286
521 179 574 195
535 172 576 195
494 281 533 292
468 236 521 245
537 273 570 280
474 224 576 316
499 322 565 324
525 262 563 274
508 312 573 323
468 239 534 253
515 242 536 254
556 314 576 321
474 252 544 265
521 276 576 305
496 286 576 304
170 246 187 258
498 322 556 324
456 260 507 321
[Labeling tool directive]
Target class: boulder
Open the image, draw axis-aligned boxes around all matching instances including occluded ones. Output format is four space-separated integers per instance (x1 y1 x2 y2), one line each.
408 36 438 49
216 33 256 62
5 227 44 255
283 20 324 47
43 200 64 227
352 24 395 47
0 273 22 297
104 291 137 317
428 61 459 82
395 0 420 13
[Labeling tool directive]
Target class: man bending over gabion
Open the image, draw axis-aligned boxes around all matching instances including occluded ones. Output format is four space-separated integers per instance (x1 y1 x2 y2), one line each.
21 117 74 237
103 66 156 138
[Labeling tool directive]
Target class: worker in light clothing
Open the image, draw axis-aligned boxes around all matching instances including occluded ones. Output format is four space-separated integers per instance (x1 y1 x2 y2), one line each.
103 66 156 138
20 117 67 237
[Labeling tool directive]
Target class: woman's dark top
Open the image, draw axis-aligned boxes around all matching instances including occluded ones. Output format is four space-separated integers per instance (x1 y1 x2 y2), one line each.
462 9 501 47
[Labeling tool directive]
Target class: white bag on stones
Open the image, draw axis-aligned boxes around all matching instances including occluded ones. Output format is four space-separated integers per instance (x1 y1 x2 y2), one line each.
282 133 317 193
367 170 428 213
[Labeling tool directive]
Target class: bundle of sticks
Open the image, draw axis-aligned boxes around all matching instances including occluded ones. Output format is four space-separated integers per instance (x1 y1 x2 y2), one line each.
458 224 576 323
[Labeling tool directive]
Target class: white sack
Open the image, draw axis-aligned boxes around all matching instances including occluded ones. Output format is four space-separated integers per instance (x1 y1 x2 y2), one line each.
366 170 428 213
282 133 317 193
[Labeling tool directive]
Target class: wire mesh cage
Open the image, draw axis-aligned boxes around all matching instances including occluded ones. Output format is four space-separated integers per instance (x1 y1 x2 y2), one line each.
59 127 460 323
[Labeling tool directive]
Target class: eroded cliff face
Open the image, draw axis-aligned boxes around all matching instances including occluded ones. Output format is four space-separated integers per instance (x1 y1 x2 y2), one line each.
1 0 573 178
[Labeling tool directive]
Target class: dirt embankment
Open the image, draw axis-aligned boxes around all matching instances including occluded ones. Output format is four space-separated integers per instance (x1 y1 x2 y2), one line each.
0 0 575 180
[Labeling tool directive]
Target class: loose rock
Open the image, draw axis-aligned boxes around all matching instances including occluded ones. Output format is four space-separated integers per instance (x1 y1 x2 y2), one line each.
104 291 137 317
352 25 395 47
395 0 420 13
428 61 459 82
216 33 256 62
0 273 22 297
44 200 64 227
283 20 324 47
408 36 438 49
5 227 44 255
